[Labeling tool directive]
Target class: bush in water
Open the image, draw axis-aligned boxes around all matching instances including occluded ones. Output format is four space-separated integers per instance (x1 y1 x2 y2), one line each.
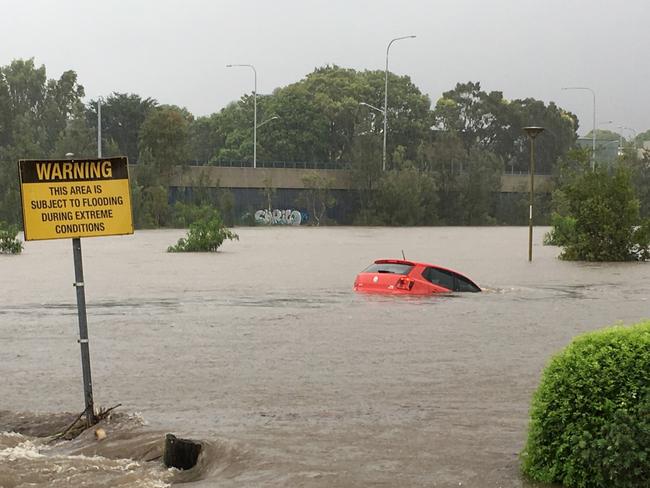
548 167 650 260
167 208 238 253
0 220 22 254
543 213 576 246
521 321 650 488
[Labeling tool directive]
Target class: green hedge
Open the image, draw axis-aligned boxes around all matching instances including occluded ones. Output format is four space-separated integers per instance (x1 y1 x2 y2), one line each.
521 321 650 488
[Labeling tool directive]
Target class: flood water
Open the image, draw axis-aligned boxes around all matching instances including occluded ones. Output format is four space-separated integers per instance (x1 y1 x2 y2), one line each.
1 227 649 487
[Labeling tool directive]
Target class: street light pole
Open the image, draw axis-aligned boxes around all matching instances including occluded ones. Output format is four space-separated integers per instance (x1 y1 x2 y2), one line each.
562 86 596 170
97 97 103 158
383 35 415 171
226 64 257 168
523 126 544 262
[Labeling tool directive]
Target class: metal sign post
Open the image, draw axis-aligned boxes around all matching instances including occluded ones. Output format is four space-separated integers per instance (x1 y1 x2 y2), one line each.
72 237 95 425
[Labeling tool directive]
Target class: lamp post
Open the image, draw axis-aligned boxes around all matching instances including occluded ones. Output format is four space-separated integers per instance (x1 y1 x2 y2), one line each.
383 35 415 171
226 64 257 168
562 86 596 170
97 97 103 158
523 126 544 262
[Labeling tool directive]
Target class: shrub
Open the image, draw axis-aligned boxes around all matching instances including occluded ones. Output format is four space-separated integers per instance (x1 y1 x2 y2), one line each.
0 220 23 254
167 209 238 252
521 321 650 488
543 213 576 246
548 167 650 261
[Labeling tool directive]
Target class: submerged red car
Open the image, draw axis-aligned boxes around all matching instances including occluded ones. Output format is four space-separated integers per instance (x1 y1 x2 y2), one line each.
354 259 481 295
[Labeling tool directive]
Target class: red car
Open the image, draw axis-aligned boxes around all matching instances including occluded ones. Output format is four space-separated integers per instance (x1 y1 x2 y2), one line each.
354 259 481 295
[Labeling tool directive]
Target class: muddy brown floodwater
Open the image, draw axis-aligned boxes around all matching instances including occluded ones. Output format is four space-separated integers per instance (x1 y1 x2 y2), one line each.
1 227 649 487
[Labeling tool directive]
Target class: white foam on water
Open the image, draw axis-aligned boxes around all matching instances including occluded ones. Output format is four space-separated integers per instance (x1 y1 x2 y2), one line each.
0 439 44 460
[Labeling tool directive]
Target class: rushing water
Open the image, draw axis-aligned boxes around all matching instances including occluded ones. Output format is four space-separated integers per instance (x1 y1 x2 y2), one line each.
1 227 649 487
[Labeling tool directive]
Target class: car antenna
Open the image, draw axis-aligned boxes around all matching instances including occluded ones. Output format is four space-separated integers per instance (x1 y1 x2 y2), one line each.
401 250 406 260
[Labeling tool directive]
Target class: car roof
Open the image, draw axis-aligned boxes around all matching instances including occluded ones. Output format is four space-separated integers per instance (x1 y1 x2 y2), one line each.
372 259 474 281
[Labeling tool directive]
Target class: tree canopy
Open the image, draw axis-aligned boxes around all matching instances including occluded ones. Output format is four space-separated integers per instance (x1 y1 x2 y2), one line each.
5 58 649 229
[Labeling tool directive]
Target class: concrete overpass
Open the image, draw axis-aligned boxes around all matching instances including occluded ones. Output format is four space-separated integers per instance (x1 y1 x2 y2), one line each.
169 166 554 193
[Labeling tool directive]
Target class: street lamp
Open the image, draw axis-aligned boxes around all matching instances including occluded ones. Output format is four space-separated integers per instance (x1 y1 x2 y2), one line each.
257 115 279 129
561 86 596 171
359 101 384 115
226 63 257 168
384 35 416 171
523 126 544 262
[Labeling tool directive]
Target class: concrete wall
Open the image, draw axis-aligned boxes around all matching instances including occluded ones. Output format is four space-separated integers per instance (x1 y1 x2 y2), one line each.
500 173 554 193
169 166 554 193
169 166 351 190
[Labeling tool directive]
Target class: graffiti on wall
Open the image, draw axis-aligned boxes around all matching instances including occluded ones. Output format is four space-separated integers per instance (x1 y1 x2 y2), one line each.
254 209 307 225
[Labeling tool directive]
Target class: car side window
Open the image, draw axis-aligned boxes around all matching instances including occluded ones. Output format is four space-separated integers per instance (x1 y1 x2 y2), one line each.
423 267 480 292
422 267 455 290
455 274 481 292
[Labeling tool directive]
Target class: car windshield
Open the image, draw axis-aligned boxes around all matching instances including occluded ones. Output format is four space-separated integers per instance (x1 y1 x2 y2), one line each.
362 263 413 275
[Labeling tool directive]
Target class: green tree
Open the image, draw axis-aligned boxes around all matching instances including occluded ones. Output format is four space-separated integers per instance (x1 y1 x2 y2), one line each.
297 172 337 226
362 165 438 226
549 166 650 261
416 133 503 224
0 58 85 225
417 131 466 223
620 147 650 218
53 111 97 158
139 105 191 178
433 82 577 174
188 114 221 163
129 163 171 228
88 93 157 163
212 65 432 168
585 128 620 142
212 97 259 163
456 147 503 225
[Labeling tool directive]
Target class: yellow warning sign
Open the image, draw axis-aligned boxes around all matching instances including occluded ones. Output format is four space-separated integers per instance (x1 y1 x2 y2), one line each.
19 157 133 241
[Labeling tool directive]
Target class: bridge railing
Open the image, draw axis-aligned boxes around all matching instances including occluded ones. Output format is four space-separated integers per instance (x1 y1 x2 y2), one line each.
187 160 352 170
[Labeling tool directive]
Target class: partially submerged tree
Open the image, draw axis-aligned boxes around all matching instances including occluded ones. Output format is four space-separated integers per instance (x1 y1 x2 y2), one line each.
167 207 238 252
547 166 650 261
0 221 22 254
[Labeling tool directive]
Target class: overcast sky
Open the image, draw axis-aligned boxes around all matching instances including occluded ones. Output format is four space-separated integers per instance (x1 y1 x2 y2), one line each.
2 0 648 136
